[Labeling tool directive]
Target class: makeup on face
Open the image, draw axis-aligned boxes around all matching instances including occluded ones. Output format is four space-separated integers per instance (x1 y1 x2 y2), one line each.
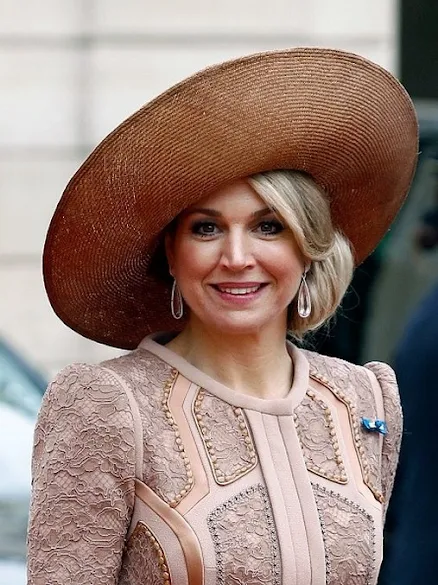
166 180 305 336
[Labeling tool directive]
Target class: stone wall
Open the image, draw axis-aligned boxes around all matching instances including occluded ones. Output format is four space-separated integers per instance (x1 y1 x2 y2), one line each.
0 0 398 376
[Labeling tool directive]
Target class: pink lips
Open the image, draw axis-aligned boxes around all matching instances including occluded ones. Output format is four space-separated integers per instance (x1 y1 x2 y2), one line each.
214 282 265 288
211 282 267 304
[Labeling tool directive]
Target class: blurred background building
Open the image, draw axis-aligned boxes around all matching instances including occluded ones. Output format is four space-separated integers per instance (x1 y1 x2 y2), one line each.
1 0 400 377
1 1 438 583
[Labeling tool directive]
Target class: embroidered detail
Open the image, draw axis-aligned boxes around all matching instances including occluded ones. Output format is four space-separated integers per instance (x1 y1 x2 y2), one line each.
208 484 281 585
104 351 193 507
304 351 384 502
27 364 136 584
312 483 376 585
162 369 195 505
193 389 257 485
313 487 332 579
365 361 402 514
294 389 348 484
119 522 171 585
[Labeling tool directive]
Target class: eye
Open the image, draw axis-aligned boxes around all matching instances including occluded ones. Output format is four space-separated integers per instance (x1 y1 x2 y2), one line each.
257 220 284 235
191 221 219 237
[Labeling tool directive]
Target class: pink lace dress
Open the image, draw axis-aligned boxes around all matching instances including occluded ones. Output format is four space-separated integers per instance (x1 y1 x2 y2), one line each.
27 334 402 585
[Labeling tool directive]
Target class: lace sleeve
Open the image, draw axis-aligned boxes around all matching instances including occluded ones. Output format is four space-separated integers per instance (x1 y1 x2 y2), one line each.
27 363 136 585
364 361 403 518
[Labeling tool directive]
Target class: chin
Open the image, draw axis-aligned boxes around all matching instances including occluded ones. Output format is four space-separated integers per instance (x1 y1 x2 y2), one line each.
203 315 274 336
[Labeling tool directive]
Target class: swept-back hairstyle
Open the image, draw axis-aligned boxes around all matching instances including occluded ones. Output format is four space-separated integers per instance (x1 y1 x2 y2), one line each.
248 170 354 338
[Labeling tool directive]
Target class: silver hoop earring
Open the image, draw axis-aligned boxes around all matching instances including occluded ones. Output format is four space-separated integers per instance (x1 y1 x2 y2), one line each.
171 279 184 320
297 270 311 318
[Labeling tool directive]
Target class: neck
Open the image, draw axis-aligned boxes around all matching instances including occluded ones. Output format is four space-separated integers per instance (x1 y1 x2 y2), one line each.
166 318 293 400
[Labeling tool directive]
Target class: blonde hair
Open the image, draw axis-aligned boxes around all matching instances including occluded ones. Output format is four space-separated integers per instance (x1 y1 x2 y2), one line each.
247 170 354 338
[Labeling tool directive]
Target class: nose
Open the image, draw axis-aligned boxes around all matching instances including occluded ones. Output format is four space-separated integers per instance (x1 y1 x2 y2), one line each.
219 229 255 271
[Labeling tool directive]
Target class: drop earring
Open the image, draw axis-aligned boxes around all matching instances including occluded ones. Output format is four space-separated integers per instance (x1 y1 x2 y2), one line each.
171 279 184 320
297 269 311 318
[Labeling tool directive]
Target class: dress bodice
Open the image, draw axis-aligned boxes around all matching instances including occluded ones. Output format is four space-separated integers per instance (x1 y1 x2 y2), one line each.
27 336 401 585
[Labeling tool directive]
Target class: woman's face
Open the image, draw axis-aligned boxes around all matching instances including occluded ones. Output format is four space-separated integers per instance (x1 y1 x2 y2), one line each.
166 180 306 336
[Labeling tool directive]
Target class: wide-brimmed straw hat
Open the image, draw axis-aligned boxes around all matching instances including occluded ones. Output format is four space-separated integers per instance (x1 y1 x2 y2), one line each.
43 47 418 350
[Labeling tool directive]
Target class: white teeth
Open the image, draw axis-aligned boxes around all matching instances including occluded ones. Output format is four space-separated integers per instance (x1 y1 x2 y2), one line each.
218 285 261 295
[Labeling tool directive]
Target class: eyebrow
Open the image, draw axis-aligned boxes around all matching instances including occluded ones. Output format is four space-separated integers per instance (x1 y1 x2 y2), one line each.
183 206 274 219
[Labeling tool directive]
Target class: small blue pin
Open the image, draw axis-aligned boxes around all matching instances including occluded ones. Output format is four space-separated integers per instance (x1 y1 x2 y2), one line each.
361 417 388 436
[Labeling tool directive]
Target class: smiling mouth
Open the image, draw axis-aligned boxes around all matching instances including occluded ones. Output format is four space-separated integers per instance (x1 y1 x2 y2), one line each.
213 284 266 295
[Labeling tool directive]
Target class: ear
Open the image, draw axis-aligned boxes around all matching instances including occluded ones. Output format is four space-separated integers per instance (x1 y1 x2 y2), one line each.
165 231 175 277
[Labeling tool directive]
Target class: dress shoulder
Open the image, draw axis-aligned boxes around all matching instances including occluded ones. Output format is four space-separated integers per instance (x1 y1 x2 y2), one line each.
27 362 136 585
303 349 401 507
364 361 403 513
102 348 193 507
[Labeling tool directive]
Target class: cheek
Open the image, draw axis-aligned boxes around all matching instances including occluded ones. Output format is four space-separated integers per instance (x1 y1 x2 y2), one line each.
262 242 304 284
173 238 218 281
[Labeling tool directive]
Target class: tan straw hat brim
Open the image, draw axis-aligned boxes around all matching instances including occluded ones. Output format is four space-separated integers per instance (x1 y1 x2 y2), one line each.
43 47 419 349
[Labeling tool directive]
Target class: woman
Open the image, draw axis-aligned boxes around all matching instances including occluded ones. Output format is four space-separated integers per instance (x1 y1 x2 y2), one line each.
27 48 418 584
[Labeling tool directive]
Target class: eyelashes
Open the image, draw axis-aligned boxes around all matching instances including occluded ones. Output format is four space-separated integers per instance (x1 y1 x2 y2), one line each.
191 221 218 237
190 219 285 238
258 220 285 235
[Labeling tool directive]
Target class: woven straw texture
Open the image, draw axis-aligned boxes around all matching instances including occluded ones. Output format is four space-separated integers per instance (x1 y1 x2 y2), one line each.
43 47 418 349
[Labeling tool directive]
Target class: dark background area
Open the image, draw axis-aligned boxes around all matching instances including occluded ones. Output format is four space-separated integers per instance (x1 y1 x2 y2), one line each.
401 0 438 99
